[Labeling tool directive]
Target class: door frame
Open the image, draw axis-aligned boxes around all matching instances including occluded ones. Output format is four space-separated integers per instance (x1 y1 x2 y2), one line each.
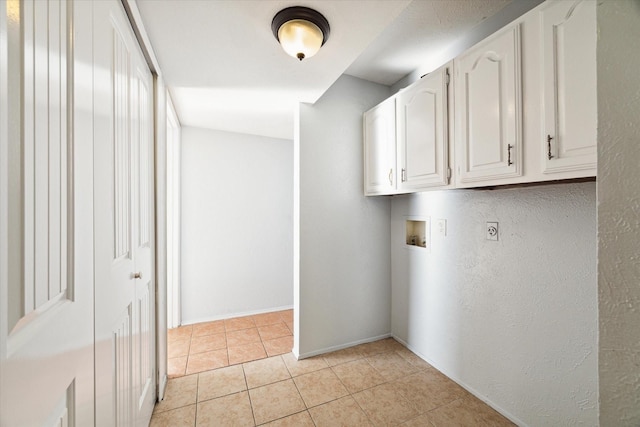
166 94 181 330
0 0 9 405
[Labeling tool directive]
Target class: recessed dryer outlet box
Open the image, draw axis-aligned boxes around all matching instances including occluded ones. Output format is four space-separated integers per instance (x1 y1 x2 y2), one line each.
486 222 499 241
406 218 429 248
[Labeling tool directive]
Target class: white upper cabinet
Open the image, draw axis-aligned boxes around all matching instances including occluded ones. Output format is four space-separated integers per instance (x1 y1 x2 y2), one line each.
540 0 596 175
397 64 450 191
364 97 397 195
362 0 598 195
455 25 522 186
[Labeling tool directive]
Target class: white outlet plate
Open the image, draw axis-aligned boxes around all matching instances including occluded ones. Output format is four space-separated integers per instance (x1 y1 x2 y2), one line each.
436 219 447 237
486 222 498 241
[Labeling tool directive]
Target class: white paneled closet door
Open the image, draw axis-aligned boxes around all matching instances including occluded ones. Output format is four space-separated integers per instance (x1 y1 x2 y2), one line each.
93 1 156 426
0 1 95 426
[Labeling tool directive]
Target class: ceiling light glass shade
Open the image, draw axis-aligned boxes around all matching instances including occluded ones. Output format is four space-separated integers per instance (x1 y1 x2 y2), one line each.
278 19 323 61
272 6 330 61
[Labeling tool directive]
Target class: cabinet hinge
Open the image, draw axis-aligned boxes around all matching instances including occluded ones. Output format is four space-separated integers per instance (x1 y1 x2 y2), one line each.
445 69 450 85
447 167 451 180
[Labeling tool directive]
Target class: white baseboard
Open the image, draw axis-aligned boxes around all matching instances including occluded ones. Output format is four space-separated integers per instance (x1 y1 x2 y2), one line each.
296 332 392 360
391 334 527 427
180 305 294 326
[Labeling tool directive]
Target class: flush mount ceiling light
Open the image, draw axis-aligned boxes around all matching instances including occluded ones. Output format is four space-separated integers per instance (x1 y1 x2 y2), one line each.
271 6 330 61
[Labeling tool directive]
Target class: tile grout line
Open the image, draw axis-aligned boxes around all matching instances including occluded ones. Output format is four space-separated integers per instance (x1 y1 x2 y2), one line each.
280 346 318 427
169 319 458 422
329 351 395 426
257 410 313 427
240 363 258 427
193 373 199 427
171 314 294 378
287 370 314 426
165 313 498 426
224 329 230 371
183 331 191 377
163 349 497 424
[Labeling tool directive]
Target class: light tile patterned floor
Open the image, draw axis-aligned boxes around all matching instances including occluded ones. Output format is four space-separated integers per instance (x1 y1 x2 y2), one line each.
167 310 294 377
155 311 515 426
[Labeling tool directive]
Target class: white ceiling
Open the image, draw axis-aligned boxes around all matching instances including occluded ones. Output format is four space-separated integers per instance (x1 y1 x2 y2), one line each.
345 0 511 86
136 0 513 140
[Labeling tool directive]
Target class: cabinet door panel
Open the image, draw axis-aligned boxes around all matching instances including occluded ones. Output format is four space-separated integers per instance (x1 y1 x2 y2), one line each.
456 25 522 184
406 90 436 177
467 59 502 168
397 66 449 191
541 0 596 174
364 97 396 195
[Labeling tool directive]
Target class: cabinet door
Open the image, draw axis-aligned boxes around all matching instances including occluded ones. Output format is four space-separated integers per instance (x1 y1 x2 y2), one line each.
364 97 397 195
397 65 450 191
455 25 522 185
540 0 596 175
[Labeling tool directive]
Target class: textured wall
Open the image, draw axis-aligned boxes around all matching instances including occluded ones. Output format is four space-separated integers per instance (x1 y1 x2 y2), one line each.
391 182 597 426
295 75 392 357
597 1 640 425
181 127 293 323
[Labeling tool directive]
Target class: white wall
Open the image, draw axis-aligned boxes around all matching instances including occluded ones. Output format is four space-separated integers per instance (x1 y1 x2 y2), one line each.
181 127 293 324
391 182 597 426
597 1 640 425
295 75 392 358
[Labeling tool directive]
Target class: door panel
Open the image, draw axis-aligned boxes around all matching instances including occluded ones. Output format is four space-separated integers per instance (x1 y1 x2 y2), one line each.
0 1 95 426
133 61 155 424
114 305 133 426
94 1 155 426
24 0 69 315
468 59 501 168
